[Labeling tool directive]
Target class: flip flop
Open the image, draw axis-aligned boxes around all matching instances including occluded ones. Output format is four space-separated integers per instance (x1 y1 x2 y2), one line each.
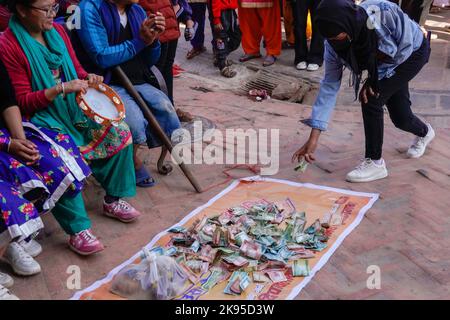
135 166 156 188
263 55 277 67
186 46 206 60
239 53 262 62
176 109 195 122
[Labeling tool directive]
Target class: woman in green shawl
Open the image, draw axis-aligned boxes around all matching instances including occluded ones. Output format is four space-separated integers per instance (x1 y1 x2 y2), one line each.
0 0 143 255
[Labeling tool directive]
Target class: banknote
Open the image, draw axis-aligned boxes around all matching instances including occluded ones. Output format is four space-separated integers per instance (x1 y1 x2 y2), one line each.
168 226 186 233
294 158 308 173
292 259 310 277
239 272 251 292
235 231 252 246
199 245 218 263
164 246 178 256
222 254 249 267
202 269 222 291
265 269 288 283
240 240 264 260
224 271 242 295
252 271 271 283
320 212 333 228
190 240 200 253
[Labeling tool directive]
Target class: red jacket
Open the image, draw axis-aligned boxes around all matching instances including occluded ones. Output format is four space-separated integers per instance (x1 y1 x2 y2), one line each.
210 0 238 25
139 0 180 43
0 23 88 118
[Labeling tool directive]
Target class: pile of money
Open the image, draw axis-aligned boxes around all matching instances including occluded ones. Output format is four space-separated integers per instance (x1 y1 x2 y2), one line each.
158 196 352 295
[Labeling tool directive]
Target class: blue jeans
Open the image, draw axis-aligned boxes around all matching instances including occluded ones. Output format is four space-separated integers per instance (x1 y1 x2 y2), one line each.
111 84 181 148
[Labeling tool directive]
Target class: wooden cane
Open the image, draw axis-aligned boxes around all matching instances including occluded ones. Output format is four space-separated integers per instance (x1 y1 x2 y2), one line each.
113 66 203 193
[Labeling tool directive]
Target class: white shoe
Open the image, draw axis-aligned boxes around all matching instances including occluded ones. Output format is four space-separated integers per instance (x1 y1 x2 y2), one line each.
346 158 388 183
406 123 435 158
0 285 19 300
296 61 307 70
3 242 41 276
307 63 320 71
18 239 42 258
0 272 14 288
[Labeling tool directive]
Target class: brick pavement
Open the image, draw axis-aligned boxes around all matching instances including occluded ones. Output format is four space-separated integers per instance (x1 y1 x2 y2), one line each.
3 11 450 300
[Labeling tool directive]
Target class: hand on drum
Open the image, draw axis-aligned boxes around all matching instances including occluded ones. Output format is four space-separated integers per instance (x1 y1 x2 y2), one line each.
64 79 89 95
87 74 104 87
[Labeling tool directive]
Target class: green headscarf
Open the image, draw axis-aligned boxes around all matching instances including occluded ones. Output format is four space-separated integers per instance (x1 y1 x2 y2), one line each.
9 15 88 146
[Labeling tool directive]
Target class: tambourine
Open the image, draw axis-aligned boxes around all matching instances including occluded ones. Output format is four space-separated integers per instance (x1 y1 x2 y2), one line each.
76 83 126 127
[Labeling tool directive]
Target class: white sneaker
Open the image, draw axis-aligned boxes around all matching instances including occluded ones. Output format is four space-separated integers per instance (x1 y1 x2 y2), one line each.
346 158 388 183
406 123 435 158
0 285 19 300
296 61 307 70
3 242 41 276
307 63 320 71
0 272 14 288
18 239 42 258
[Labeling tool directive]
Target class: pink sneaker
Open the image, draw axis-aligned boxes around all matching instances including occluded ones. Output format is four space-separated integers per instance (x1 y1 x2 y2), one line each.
69 229 104 256
103 199 141 223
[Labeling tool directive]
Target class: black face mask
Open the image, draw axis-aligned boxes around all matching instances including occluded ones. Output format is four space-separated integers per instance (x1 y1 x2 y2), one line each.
328 37 352 52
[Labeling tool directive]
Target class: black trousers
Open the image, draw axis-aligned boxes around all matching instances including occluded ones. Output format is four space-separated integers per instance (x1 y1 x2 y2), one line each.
388 0 424 23
362 38 430 160
291 0 324 65
154 39 178 104
207 8 241 70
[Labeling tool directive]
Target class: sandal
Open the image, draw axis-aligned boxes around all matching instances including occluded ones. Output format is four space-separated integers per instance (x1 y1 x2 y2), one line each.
186 46 206 60
135 166 156 188
176 109 194 122
239 53 262 62
213 58 233 68
220 66 237 78
262 55 277 67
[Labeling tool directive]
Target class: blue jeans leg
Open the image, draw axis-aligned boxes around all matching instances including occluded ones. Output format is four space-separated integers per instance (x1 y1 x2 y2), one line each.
134 83 181 148
111 85 148 145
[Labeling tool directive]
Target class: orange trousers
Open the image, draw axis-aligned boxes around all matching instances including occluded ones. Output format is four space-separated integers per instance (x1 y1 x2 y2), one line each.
238 2 282 56
283 0 295 45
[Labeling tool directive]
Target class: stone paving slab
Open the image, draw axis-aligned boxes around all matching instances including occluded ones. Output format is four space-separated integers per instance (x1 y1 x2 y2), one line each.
3 12 450 300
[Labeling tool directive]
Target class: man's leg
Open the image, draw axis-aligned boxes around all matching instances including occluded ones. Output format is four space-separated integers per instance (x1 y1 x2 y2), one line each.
227 10 242 53
308 0 324 65
284 0 296 46
237 6 263 55
401 0 424 22
134 83 181 147
419 0 434 25
163 39 178 104
291 0 309 64
259 3 282 57
190 3 207 50
215 10 233 71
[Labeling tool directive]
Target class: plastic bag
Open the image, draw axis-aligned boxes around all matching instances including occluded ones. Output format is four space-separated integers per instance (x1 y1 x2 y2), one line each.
110 248 188 300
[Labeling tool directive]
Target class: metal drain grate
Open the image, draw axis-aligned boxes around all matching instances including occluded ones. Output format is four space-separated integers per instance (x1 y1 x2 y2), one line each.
239 68 318 104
